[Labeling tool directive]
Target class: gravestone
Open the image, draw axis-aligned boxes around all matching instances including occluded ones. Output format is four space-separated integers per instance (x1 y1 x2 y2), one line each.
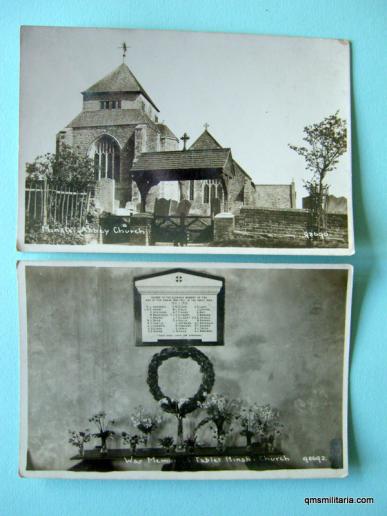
154 198 170 217
175 199 191 217
134 269 225 346
169 200 178 215
94 178 115 213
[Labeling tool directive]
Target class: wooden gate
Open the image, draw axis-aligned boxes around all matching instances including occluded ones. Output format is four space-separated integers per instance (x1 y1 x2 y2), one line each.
152 215 213 245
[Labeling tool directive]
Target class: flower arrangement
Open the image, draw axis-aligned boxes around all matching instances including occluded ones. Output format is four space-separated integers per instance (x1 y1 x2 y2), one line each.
121 432 145 453
196 394 241 450
88 412 116 454
68 429 91 456
239 403 284 450
130 406 163 445
184 435 199 452
158 436 175 452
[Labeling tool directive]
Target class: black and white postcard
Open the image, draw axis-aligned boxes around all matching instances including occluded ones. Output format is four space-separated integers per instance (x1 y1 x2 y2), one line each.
18 27 353 255
19 262 352 479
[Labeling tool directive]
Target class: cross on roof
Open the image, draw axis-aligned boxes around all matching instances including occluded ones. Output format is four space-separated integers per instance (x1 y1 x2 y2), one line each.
204 123 210 130
118 42 130 63
180 132 190 151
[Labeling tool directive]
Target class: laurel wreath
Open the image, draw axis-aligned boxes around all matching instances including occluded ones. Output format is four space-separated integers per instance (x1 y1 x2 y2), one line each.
147 347 215 417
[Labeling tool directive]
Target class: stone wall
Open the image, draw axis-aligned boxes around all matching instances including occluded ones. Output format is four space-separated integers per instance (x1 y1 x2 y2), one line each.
214 213 235 241
255 184 296 209
235 207 348 244
69 123 160 209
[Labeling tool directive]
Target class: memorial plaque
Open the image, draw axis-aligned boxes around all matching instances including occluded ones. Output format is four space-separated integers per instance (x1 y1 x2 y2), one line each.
134 269 225 346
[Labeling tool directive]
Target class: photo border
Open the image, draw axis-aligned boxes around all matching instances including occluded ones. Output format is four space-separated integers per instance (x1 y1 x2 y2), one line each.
18 261 353 480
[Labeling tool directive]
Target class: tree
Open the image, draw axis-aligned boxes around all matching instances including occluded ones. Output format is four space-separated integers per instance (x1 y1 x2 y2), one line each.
26 144 95 189
289 112 347 233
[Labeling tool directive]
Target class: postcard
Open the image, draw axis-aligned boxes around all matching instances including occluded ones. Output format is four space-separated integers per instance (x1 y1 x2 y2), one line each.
18 27 353 255
19 262 352 479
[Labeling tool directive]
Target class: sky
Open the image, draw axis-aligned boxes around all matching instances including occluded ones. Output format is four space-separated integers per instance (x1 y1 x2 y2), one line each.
20 27 351 205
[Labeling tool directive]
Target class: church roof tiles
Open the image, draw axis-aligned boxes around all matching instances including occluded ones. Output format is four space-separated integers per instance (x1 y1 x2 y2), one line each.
157 123 179 141
189 130 223 150
83 63 159 112
190 129 254 183
131 148 232 173
67 109 155 128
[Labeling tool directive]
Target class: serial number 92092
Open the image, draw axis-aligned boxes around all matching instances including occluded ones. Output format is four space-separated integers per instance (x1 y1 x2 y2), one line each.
304 231 329 239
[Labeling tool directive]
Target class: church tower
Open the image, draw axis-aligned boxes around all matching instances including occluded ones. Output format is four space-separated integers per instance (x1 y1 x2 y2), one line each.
57 61 179 209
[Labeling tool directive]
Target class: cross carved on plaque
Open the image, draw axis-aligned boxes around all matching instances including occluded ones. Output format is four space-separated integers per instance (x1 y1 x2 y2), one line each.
175 275 183 283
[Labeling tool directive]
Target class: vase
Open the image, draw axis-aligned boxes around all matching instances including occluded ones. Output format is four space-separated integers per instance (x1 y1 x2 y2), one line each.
100 436 108 454
216 436 226 452
175 415 185 452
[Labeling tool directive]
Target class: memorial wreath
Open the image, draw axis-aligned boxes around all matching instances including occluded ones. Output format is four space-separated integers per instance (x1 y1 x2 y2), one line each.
147 347 215 417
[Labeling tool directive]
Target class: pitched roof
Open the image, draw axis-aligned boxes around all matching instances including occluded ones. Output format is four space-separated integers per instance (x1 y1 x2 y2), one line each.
233 160 253 183
67 109 155 128
157 123 178 141
189 129 223 150
190 130 253 182
131 148 231 172
83 63 159 112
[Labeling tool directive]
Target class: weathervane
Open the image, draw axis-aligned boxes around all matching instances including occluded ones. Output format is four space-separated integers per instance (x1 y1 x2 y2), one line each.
118 42 130 63
204 123 210 130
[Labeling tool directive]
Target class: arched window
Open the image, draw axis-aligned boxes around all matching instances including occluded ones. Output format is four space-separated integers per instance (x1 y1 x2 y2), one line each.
88 135 120 182
93 153 99 180
203 184 209 203
211 184 216 200
189 180 195 201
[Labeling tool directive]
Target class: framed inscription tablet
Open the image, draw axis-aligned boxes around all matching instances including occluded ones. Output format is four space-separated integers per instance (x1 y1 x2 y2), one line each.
134 269 225 346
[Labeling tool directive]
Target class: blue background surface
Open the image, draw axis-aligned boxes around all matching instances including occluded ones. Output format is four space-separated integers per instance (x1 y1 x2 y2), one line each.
0 1 386 514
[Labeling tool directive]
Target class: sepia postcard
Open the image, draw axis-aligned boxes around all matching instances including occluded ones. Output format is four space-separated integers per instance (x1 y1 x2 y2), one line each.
18 26 354 255
19 262 353 479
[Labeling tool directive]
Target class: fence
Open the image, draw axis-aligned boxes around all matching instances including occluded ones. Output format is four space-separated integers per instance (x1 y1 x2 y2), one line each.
25 180 91 228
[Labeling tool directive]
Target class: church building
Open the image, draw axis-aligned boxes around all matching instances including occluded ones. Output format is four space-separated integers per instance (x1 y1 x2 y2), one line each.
57 60 295 216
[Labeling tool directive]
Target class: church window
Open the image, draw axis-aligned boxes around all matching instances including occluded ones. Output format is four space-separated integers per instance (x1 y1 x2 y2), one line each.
203 184 209 203
93 153 99 180
99 100 121 110
211 184 216 200
100 154 106 178
189 180 195 201
88 135 121 182
107 153 113 177
202 179 224 204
